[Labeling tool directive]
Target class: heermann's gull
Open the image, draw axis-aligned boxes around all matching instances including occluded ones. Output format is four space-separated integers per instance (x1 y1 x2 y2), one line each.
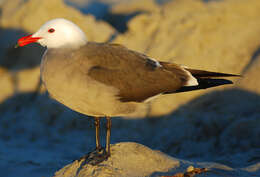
16 18 239 164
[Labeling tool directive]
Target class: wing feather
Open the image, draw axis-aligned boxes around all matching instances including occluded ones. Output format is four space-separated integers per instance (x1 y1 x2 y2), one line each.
84 42 189 102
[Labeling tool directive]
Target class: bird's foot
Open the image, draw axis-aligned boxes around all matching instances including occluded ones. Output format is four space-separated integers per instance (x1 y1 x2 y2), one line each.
78 147 110 166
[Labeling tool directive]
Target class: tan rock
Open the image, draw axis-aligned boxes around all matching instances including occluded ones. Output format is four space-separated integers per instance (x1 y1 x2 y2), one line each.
0 67 42 103
67 0 159 14
238 55 260 94
53 142 179 177
53 142 257 177
0 0 115 42
114 0 260 116
110 0 159 15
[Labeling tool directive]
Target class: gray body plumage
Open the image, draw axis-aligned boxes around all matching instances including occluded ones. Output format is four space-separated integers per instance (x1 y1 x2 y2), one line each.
40 42 194 117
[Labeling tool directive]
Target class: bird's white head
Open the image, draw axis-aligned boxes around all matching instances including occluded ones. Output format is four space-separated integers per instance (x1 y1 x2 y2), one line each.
17 18 87 49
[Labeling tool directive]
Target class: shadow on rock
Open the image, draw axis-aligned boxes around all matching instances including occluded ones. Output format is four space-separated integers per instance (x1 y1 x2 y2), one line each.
160 88 260 166
242 45 260 74
64 0 145 33
104 10 144 33
64 1 110 19
0 27 45 71
0 27 45 101
0 88 259 177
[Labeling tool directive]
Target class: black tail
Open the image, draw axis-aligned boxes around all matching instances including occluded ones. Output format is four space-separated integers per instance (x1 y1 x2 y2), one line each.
185 68 240 78
174 78 233 93
166 69 240 94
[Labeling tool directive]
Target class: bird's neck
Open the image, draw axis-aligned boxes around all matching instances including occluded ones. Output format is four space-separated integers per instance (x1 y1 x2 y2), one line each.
48 40 87 49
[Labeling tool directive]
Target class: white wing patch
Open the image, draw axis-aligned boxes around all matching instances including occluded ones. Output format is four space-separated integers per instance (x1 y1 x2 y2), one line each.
149 57 162 67
182 66 198 86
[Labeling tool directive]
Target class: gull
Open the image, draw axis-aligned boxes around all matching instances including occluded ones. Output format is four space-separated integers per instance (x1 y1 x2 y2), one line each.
16 18 239 164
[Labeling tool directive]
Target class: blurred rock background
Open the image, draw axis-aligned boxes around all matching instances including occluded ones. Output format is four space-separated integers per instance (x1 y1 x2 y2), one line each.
0 0 259 176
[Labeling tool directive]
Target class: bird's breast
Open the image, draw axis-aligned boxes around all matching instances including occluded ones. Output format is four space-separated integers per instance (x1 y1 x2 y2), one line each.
40 50 137 117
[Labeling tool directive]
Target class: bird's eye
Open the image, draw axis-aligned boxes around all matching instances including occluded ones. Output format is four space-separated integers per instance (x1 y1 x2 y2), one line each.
48 28 55 33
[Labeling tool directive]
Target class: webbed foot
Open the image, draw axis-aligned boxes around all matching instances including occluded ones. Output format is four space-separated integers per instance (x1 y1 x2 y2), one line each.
78 147 110 166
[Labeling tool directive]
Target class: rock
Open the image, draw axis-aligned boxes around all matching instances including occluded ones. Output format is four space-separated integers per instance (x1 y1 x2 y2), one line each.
114 0 260 116
0 0 6 6
53 142 258 177
53 142 179 177
238 55 260 94
0 67 42 103
0 0 115 42
106 0 160 33
110 0 159 15
66 0 159 33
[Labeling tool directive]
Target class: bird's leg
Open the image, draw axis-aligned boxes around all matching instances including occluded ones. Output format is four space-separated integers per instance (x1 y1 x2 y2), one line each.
94 117 101 151
106 116 112 156
77 116 109 165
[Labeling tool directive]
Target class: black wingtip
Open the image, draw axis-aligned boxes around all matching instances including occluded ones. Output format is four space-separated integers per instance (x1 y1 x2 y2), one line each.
186 68 241 78
173 78 233 93
199 78 234 87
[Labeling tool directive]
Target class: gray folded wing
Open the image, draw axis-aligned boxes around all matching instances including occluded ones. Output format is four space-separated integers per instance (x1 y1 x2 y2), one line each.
82 42 189 102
